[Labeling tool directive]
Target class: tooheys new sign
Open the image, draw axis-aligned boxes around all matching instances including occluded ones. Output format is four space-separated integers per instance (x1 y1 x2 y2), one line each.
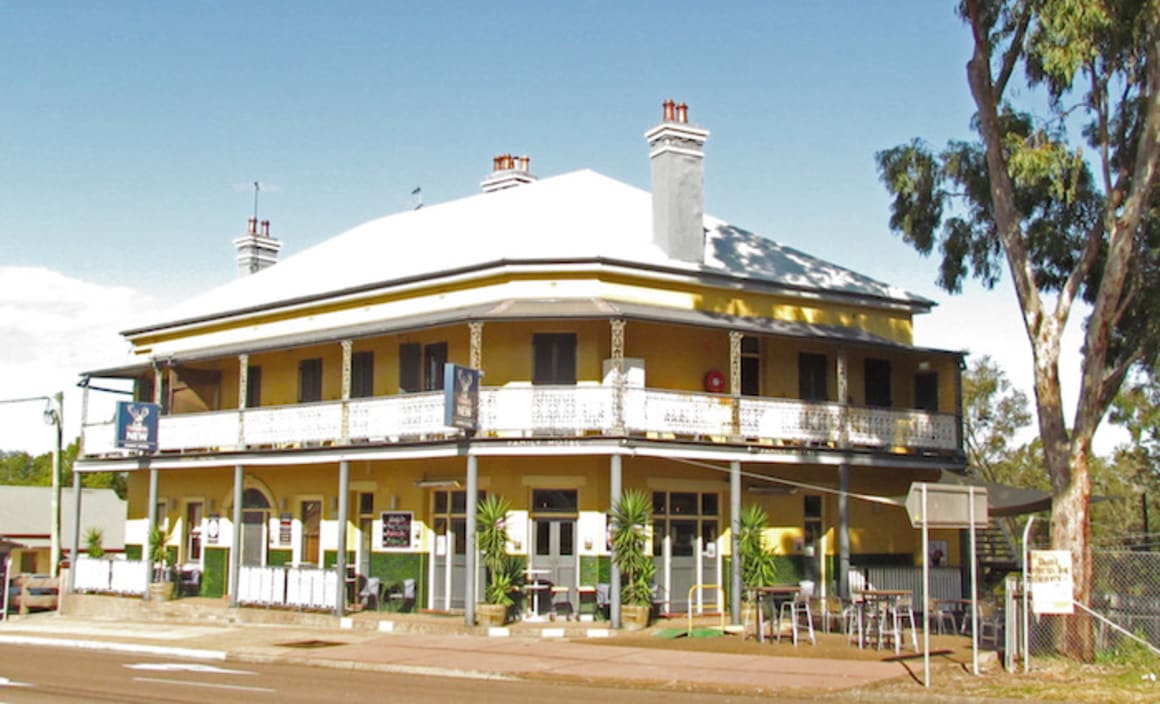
443 363 481 432
115 401 160 452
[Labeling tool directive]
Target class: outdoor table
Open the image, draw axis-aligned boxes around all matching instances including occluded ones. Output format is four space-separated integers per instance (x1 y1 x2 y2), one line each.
856 589 913 652
752 585 800 643
524 568 551 620
935 597 973 633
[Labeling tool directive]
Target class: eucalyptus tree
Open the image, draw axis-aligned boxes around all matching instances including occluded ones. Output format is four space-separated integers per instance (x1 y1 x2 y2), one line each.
877 0 1160 659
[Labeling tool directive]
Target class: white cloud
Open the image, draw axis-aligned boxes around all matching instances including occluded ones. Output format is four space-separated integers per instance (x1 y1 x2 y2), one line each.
0 267 149 454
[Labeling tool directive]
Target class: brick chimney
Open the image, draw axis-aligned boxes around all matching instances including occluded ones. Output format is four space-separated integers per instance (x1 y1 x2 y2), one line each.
233 217 282 276
644 100 709 264
480 153 537 193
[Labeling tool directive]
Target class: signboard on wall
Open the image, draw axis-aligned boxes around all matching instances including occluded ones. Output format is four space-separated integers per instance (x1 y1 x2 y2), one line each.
381 511 414 550
114 401 160 452
1030 550 1075 614
205 515 220 545
278 513 293 545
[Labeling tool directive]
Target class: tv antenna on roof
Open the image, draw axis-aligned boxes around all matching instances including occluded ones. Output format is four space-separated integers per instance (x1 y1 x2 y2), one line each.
253 181 261 220
411 186 423 210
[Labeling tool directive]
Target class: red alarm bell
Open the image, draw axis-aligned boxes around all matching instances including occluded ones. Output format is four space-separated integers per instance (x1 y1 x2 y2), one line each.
703 369 725 393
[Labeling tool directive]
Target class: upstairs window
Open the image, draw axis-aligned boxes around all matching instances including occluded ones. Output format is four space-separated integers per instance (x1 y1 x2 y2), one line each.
740 336 760 396
914 371 939 412
533 333 577 385
351 351 374 398
245 365 262 407
299 358 323 403
399 342 448 392
798 353 828 402
864 358 892 408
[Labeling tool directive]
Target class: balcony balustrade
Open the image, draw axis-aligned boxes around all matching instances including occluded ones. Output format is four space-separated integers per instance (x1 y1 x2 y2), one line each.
81 385 959 458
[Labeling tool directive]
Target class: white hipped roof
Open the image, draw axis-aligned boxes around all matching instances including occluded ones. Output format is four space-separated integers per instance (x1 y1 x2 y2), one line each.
134 169 932 333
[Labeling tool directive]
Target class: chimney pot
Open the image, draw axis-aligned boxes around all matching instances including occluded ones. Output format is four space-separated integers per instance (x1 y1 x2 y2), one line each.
663 99 675 122
248 217 257 234
260 220 270 237
519 155 529 172
676 103 688 123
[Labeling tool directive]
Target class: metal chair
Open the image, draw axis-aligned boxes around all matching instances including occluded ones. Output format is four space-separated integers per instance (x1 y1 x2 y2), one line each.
776 583 816 646
929 598 958 635
387 578 415 613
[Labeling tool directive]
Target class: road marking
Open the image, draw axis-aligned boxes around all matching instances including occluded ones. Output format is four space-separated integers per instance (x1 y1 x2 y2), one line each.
132 676 274 693
0 676 32 687
125 663 255 675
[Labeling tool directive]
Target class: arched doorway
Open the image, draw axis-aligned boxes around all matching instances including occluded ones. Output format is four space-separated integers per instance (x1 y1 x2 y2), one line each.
241 488 271 566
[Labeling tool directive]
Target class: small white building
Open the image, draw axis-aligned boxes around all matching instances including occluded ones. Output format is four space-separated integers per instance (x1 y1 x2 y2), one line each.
0 486 126 574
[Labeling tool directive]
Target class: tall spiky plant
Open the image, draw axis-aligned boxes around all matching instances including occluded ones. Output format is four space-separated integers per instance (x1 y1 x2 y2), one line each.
476 494 514 607
609 489 656 606
739 504 777 589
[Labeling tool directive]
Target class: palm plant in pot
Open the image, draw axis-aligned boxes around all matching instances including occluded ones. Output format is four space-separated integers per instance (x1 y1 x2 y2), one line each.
475 494 514 626
609 489 656 630
147 525 175 601
738 504 778 629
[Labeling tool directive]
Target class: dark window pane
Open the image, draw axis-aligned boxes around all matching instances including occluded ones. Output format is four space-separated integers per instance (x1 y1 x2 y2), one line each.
701 493 719 516
804 495 822 519
652 492 667 514
531 489 577 513
915 371 939 412
450 490 466 514
536 520 551 555
399 343 421 393
351 351 374 398
672 520 696 557
359 492 374 515
298 358 323 403
559 522 574 556
798 353 828 401
434 491 448 515
741 336 759 354
652 521 663 556
701 520 717 545
242 488 270 509
452 518 466 554
532 333 577 385
246 366 262 407
424 343 448 391
864 358 892 407
740 356 760 396
670 492 697 515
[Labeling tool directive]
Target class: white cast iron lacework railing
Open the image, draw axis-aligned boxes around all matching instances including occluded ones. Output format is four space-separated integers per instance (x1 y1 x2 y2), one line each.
81 386 959 455
237 565 338 610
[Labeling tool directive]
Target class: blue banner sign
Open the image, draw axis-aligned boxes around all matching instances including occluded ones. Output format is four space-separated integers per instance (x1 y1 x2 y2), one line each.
443 363 481 432
115 401 160 452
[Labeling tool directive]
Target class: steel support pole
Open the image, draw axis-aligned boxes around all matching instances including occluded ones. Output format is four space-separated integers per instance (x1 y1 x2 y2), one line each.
730 461 741 624
838 464 850 597
464 453 478 627
609 454 622 629
70 461 82 593
335 460 350 617
145 463 158 598
229 465 243 608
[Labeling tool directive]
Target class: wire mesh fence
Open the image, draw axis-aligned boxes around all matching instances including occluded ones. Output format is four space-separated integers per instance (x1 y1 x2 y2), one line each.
1004 547 1160 666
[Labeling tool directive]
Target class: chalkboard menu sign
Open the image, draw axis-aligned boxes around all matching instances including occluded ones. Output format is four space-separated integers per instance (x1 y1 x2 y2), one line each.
381 511 413 549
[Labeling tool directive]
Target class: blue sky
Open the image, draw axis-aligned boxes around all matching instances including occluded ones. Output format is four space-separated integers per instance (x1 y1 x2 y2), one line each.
0 2 1108 453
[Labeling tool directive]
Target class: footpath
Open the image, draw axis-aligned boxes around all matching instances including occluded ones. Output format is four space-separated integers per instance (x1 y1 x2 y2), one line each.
0 595 969 698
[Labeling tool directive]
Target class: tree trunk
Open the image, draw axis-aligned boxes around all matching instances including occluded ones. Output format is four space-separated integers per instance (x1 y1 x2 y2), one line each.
1051 445 1094 662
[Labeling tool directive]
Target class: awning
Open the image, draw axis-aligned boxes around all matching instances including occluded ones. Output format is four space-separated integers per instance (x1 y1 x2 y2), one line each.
934 469 1052 517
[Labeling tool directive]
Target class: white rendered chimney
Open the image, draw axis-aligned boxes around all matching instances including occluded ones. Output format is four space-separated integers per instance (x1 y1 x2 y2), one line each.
480 153 537 193
644 100 709 264
233 217 282 276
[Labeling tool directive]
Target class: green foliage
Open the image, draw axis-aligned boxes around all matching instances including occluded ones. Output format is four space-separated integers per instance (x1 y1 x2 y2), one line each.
2 439 126 500
84 527 105 558
476 494 514 606
609 489 656 606
1095 632 1158 670
149 525 174 582
738 504 778 589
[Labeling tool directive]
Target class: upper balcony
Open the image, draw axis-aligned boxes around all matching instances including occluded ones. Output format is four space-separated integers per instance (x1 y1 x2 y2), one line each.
79 384 960 459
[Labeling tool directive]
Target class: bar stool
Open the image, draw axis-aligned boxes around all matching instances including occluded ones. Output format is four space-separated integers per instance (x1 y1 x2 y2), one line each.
880 595 918 653
777 587 816 646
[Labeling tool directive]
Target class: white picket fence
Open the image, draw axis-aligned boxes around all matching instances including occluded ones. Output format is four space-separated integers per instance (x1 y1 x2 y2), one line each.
237 565 339 610
72 556 148 596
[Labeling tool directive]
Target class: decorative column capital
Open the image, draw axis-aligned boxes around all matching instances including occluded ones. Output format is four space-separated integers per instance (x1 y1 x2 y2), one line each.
469 321 484 370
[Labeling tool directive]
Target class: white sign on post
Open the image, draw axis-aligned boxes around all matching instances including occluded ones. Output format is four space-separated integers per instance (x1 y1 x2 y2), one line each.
1030 550 1074 615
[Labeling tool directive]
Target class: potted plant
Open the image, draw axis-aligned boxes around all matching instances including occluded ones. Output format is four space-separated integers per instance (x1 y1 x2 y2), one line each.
738 504 778 629
84 527 105 559
609 489 656 630
475 494 514 626
147 525 175 602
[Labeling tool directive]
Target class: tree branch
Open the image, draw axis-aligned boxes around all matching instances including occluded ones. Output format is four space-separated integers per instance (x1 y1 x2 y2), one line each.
994 2 1033 100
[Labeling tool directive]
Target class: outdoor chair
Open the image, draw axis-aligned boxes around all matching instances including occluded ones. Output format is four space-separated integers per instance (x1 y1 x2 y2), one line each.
358 577 384 611
776 582 816 646
929 598 958 635
387 578 416 613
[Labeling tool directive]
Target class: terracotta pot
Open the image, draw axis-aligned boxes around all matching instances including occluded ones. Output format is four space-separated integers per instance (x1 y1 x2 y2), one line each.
148 581 174 602
476 603 508 626
620 603 651 630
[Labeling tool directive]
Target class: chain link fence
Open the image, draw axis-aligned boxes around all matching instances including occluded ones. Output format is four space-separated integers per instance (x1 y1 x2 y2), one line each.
1002 545 1160 667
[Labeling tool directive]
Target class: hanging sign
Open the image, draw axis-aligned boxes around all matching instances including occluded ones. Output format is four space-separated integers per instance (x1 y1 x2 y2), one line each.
114 401 160 452
1030 550 1075 614
443 363 481 432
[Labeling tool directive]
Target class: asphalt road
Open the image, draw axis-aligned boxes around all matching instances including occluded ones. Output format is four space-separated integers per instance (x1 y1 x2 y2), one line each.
0 644 798 703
